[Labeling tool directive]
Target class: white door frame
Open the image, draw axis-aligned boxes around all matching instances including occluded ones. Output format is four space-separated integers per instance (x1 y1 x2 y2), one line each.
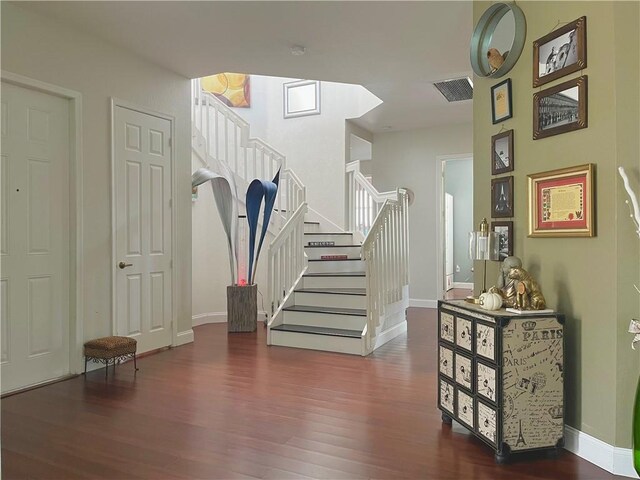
110 98 178 347
1 70 85 375
436 153 473 301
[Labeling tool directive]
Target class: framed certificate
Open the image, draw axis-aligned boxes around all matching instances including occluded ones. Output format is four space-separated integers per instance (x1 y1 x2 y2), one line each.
528 164 595 237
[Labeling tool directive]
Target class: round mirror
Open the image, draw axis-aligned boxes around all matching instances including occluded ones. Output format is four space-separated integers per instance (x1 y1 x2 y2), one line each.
470 3 526 78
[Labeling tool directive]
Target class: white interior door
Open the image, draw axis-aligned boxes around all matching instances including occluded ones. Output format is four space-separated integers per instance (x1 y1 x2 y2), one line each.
444 193 454 292
1 82 70 393
114 105 172 353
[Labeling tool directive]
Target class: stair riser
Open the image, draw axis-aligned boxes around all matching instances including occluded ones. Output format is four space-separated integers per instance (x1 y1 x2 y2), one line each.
304 223 320 233
307 260 365 274
304 246 361 260
304 233 354 246
283 309 366 330
302 276 366 289
294 291 367 310
270 330 362 355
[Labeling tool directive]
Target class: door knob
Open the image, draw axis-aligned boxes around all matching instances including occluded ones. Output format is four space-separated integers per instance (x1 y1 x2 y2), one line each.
118 261 133 269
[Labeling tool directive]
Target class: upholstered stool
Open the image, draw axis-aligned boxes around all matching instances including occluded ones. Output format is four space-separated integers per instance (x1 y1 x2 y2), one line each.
84 336 138 378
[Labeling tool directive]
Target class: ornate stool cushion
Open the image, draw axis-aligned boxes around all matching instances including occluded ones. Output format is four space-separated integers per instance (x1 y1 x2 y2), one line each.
84 336 138 377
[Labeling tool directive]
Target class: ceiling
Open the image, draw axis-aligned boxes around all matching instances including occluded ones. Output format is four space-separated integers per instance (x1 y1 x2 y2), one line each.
20 1 473 133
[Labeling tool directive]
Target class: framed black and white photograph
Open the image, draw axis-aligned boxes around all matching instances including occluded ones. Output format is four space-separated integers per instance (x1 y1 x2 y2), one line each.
491 221 513 260
533 16 587 87
491 130 514 175
491 78 512 124
491 176 514 218
533 75 588 140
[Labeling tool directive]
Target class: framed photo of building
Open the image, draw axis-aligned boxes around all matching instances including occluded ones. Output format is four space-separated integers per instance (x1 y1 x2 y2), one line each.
491 78 512 124
533 76 587 140
491 176 514 218
528 164 595 237
491 130 514 175
491 221 513 260
533 16 587 87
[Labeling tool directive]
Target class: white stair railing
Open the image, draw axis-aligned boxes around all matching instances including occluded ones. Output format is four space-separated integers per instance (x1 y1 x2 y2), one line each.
361 188 409 353
267 202 309 324
192 79 305 226
346 161 397 237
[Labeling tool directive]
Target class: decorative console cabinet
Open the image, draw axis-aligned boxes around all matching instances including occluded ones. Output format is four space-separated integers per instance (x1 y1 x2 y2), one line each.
437 300 565 463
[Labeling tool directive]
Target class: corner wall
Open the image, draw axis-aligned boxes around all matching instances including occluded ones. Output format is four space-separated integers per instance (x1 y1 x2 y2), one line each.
371 123 473 304
473 1 639 450
1 3 193 342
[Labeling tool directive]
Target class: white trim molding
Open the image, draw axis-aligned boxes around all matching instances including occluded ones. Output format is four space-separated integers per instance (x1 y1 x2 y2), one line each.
453 282 474 290
409 299 438 309
564 425 638 478
174 329 194 346
192 311 269 327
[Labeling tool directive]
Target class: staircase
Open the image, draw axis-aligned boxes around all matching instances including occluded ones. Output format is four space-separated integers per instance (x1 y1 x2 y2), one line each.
192 78 409 356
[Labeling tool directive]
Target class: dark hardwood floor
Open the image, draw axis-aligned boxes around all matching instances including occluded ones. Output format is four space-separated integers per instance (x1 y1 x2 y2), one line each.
2 308 614 479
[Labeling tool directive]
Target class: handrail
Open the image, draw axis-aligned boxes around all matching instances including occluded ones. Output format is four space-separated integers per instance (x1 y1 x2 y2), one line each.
267 202 309 324
361 188 409 354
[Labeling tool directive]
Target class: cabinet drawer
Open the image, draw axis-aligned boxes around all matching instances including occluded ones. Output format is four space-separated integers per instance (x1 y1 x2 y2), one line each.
439 345 454 379
477 400 497 446
456 389 474 429
455 353 473 391
477 361 497 403
440 312 454 344
476 322 496 361
456 316 473 351
439 378 454 414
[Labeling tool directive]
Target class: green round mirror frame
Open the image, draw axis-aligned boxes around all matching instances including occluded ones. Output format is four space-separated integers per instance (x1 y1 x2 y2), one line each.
470 2 527 78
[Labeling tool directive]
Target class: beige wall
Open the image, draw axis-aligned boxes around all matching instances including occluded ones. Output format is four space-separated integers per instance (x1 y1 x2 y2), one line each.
371 123 473 303
473 1 640 447
1 4 193 346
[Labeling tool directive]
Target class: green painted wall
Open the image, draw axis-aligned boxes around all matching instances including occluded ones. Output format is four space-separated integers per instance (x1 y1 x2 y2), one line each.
473 1 639 448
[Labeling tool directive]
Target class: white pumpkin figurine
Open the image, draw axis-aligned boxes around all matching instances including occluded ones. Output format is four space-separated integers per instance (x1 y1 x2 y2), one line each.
479 291 503 311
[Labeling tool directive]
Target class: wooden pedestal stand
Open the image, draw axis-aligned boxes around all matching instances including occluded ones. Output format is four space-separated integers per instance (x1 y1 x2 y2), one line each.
227 284 257 332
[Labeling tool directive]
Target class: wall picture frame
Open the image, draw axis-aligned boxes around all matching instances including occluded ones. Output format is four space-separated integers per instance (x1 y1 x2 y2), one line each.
283 79 321 119
533 75 588 140
491 129 514 175
528 163 595 237
491 78 512 124
491 221 513 260
533 16 587 88
491 176 514 218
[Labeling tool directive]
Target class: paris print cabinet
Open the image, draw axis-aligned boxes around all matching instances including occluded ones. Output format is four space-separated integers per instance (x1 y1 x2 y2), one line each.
437 300 565 463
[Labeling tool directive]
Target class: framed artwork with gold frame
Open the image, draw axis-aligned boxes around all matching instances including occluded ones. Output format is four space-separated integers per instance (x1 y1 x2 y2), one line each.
528 164 595 237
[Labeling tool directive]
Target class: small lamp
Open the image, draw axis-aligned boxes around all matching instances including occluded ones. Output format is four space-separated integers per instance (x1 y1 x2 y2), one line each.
467 218 500 302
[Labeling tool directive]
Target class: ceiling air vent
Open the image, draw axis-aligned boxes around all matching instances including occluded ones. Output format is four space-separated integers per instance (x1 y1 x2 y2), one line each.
433 77 473 102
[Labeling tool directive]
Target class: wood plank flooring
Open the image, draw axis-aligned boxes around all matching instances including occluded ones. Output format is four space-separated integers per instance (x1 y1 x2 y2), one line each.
2 308 614 479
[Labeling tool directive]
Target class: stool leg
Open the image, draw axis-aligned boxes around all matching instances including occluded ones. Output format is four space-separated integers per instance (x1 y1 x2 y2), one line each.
105 359 108 379
84 357 87 375
134 353 138 371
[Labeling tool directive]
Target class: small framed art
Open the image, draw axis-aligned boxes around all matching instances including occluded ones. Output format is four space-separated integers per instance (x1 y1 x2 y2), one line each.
533 16 587 87
491 129 514 175
491 176 514 218
491 78 512 124
533 75 587 140
491 221 513 260
528 163 595 237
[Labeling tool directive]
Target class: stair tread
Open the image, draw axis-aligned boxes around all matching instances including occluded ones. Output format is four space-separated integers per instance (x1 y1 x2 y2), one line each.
307 258 362 262
304 232 352 235
303 272 365 277
304 221 320 225
283 305 366 316
295 288 366 296
305 244 362 248
271 324 362 338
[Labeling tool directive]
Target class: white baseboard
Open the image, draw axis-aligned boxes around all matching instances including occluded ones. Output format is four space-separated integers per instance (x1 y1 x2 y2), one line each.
409 298 437 309
452 282 473 289
373 320 407 351
174 329 194 346
564 425 638 478
192 311 268 327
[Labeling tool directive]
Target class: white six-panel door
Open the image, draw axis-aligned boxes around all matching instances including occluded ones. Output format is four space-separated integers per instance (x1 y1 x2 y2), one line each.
1 82 70 393
114 105 172 353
